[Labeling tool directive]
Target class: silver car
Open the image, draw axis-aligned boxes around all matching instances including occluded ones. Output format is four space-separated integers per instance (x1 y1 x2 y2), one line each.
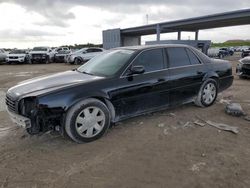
66 47 104 64
0 49 7 63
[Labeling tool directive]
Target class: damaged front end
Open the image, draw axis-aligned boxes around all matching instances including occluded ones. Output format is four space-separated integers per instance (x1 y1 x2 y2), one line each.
6 95 63 135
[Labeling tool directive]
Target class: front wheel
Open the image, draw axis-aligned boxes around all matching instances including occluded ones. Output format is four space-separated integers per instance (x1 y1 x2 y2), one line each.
65 98 111 143
195 79 218 107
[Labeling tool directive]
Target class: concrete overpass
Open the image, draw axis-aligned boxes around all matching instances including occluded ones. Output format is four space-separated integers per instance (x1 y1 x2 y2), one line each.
103 9 250 49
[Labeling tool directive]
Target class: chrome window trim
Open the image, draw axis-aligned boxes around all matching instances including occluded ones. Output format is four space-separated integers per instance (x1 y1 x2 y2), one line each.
120 46 204 78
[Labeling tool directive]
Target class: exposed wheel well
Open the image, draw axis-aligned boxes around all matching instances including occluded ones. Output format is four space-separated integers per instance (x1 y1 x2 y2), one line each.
210 76 219 88
92 97 116 123
66 97 116 124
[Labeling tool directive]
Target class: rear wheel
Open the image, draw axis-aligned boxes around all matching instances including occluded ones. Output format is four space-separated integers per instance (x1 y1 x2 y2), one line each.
65 98 111 143
74 57 83 65
195 79 218 107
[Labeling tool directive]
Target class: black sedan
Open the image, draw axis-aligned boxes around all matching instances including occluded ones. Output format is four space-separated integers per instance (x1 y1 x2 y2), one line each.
6 45 233 143
236 56 250 78
241 48 250 58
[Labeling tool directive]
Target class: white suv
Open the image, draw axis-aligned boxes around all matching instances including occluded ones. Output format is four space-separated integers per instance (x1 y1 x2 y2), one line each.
6 49 29 64
29 47 53 64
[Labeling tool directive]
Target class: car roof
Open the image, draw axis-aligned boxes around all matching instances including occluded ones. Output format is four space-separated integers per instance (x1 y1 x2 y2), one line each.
33 46 50 49
115 44 193 51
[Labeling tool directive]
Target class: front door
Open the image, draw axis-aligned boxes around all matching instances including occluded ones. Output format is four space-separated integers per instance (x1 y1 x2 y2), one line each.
110 48 170 119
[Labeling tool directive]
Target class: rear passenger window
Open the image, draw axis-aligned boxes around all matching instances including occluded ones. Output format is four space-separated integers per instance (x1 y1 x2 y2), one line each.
86 49 94 53
186 49 201 65
93 49 103 52
167 47 191 68
132 49 164 73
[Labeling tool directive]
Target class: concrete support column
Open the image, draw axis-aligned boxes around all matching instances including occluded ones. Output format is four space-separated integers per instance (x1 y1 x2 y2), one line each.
195 30 199 40
177 31 181 40
156 24 161 42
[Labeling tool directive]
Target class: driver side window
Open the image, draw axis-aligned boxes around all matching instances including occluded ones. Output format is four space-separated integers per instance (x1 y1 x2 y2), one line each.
132 48 164 73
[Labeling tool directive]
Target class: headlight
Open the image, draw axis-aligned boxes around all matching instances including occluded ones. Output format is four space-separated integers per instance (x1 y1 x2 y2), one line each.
19 97 37 116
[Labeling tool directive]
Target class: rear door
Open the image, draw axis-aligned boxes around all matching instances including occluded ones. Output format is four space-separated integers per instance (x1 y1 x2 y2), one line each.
166 47 206 106
111 48 170 119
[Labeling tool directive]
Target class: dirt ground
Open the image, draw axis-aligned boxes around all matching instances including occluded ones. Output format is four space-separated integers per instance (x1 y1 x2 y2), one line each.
0 53 249 188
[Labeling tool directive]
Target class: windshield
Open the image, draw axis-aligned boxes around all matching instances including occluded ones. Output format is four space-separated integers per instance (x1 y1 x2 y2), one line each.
77 49 135 77
32 47 48 51
10 50 26 54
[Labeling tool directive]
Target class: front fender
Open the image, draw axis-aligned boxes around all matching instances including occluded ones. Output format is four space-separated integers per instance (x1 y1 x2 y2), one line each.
37 87 110 113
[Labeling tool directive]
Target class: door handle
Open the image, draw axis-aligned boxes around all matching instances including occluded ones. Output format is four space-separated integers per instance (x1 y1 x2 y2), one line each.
197 71 203 75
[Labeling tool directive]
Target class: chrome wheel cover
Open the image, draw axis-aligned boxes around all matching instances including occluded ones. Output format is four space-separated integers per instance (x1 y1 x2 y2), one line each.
202 82 216 105
75 106 105 138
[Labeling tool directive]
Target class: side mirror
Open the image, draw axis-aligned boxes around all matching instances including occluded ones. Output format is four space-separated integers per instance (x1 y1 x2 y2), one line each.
129 66 145 75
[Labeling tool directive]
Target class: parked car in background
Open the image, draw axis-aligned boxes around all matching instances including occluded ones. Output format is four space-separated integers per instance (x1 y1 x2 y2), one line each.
229 47 236 52
0 49 7 63
241 46 250 52
53 47 71 63
6 49 29 64
29 47 53 64
207 48 226 59
236 56 250 78
66 47 104 64
241 48 250 58
220 47 234 56
6 44 233 143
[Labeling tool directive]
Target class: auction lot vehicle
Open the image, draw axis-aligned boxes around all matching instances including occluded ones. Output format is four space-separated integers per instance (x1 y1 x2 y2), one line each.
241 48 250 58
53 47 71 63
207 48 226 59
6 44 233 143
29 47 53 64
0 49 7 62
6 49 29 64
236 56 250 78
66 47 104 64
220 47 234 56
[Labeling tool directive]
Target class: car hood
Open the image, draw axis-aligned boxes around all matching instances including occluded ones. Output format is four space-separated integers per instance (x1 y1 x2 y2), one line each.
29 51 48 54
8 53 26 57
7 70 103 99
240 56 250 64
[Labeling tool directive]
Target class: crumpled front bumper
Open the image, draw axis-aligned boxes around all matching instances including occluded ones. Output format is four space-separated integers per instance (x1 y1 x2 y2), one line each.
7 108 31 128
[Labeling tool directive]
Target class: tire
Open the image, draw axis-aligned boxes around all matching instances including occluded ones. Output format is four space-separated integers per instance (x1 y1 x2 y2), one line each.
65 98 111 143
74 57 82 65
219 53 223 59
45 56 50 64
195 79 218 107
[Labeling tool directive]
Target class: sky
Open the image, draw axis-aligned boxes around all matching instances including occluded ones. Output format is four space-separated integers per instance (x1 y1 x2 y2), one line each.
0 0 249 48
